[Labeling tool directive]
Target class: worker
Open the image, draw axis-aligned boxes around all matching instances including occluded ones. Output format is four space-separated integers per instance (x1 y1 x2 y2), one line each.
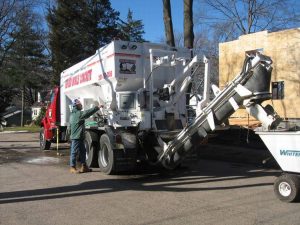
69 98 99 174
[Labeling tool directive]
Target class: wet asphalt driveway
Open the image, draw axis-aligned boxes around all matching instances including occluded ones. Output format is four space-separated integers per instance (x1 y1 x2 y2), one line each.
0 132 300 225
0 132 69 166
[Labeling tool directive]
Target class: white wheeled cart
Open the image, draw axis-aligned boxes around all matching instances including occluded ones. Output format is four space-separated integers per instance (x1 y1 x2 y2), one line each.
256 130 300 202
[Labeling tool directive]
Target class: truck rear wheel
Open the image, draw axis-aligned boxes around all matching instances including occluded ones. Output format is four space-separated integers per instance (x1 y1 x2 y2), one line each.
40 128 51 150
274 174 300 202
98 134 115 174
98 133 138 174
84 131 99 168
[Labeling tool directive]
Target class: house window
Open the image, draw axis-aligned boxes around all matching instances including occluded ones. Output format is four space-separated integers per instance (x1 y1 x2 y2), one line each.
272 81 284 99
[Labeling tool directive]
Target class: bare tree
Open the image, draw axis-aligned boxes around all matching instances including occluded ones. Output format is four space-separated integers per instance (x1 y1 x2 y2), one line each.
0 0 49 118
163 0 175 47
184 0 194 49
0 0 18 67
196 0 300 41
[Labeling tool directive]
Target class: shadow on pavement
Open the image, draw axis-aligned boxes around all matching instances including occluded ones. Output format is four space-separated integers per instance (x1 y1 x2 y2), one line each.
0 163 279 204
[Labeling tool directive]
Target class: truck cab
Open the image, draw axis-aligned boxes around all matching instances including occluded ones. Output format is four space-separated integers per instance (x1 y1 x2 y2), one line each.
40 87 67 150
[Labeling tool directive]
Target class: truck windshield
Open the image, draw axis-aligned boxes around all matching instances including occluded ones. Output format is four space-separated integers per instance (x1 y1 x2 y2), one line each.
50 90 55 103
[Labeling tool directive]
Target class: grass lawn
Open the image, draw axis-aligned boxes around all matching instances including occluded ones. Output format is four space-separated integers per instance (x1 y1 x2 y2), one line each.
1 125 40 133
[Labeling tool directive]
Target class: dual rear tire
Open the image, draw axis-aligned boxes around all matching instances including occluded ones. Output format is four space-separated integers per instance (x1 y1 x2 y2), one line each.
85 132 137 175
84 131 99 168
84 132 115 174
98 134 137 175
98 134 114 174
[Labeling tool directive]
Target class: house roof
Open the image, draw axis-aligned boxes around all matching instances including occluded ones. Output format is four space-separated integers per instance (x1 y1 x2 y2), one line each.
31 102 46 107
0 106 21 119
0 106 32 119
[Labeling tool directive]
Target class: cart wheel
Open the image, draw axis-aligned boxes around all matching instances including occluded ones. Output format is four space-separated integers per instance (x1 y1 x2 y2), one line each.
274 174 300 202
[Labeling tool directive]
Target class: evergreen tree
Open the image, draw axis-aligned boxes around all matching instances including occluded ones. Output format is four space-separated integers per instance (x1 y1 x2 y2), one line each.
0 86 17 114
47 0 120 85
118 9 145 42
2 7 49 107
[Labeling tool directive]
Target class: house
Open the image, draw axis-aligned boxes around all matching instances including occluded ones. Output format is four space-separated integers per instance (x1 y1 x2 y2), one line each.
31 102 45 121
219 28 300 127
0 106 31 127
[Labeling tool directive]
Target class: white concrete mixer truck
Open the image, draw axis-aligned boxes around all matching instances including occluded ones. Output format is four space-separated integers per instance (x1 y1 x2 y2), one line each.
40 41 202 174
40 40 283 177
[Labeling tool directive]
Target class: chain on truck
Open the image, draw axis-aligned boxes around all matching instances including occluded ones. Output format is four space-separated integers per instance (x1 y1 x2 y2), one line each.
40 40 300 202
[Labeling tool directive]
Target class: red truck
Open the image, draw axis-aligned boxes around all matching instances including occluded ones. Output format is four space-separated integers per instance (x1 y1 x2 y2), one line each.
40 87 68 150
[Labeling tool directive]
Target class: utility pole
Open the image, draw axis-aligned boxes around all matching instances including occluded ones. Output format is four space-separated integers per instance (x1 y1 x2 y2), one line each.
21 87 24 127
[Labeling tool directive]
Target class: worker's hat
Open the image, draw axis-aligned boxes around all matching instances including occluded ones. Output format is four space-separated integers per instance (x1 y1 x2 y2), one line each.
72 98 82 107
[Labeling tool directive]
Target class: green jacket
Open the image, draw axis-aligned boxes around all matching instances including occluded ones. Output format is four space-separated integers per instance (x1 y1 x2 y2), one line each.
69 106 99 140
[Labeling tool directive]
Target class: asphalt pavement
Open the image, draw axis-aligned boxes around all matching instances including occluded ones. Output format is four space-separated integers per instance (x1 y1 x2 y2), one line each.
0 132 300 225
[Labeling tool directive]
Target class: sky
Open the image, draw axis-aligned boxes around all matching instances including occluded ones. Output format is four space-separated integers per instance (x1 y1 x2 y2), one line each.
110 0 184 42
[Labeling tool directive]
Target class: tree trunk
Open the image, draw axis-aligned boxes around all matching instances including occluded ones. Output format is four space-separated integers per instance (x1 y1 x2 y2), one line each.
184 0 194 49
163 0 175 47
183 0 194 111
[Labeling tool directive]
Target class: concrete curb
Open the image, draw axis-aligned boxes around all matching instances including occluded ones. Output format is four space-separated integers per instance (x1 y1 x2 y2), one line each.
0 130 30 134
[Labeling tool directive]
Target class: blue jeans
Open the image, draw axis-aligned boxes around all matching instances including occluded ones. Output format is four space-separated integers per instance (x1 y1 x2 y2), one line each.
70 139 86 167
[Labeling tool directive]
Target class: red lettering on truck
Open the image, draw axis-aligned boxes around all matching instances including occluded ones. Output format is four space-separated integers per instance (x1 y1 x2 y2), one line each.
65 69 92 88
98 70 112 80
80 70 92 83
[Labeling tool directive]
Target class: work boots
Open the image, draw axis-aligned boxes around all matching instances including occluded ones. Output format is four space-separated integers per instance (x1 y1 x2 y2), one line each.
70 166 79 174
80 163 92 173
